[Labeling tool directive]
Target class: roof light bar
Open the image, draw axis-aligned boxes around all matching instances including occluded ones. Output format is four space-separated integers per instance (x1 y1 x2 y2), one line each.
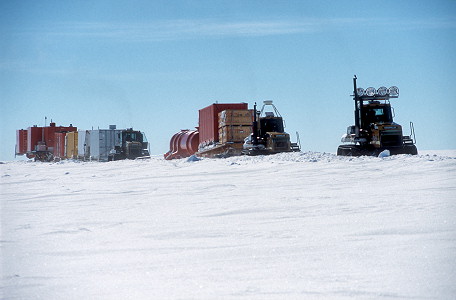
355 85 399 98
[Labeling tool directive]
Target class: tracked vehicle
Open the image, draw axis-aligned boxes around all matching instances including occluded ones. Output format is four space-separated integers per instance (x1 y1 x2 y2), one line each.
337 76 417 156
243 101 300 155
108 128 150 161
165 101 300 159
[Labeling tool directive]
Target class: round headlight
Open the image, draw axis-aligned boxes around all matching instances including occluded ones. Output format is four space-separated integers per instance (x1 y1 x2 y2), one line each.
388 86 399 97
356 88 365 96
366 87 376 97
377 86 388 96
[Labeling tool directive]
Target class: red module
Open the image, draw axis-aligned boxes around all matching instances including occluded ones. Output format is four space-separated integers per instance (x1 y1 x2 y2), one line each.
17 122 77 161
198 103 248 146
54 132 67 159
16 129 28 155
42 123 77 155
27 126 43 153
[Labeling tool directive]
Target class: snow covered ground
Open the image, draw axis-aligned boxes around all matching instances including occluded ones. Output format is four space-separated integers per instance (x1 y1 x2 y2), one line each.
1 150 456 299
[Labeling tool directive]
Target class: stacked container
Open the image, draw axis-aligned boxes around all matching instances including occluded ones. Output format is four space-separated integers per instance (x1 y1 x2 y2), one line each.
198 103 248 147
218 109 253 144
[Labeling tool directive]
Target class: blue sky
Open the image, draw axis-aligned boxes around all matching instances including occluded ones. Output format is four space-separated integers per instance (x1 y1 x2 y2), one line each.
1 0 455 160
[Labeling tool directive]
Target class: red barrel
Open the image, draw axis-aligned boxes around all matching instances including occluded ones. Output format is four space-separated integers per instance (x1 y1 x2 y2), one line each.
164 129 199 160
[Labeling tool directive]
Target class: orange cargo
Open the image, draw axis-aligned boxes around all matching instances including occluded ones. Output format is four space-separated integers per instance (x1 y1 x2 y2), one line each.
198 103 248 146
218 109 254 127
219 125 252 144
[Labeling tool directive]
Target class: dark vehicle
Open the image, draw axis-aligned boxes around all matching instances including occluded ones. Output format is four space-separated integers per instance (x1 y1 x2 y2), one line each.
337 76 417 156
243 101 300 155
109 129 150 160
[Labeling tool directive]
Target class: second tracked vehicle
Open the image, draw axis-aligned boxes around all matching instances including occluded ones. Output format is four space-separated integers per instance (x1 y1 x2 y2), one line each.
165 101 300 159
243 101 300 155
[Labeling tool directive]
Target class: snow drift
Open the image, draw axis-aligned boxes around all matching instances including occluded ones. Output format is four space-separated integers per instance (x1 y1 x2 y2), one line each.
1 151 456 299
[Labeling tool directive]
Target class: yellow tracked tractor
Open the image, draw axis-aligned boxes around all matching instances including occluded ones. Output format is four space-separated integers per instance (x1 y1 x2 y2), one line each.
337 76 418 156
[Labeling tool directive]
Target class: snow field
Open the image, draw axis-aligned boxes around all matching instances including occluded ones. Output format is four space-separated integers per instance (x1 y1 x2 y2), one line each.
1 151 456 299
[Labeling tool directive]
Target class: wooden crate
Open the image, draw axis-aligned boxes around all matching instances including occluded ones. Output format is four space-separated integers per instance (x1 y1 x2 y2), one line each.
219 125 252 143
218 109 253 127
